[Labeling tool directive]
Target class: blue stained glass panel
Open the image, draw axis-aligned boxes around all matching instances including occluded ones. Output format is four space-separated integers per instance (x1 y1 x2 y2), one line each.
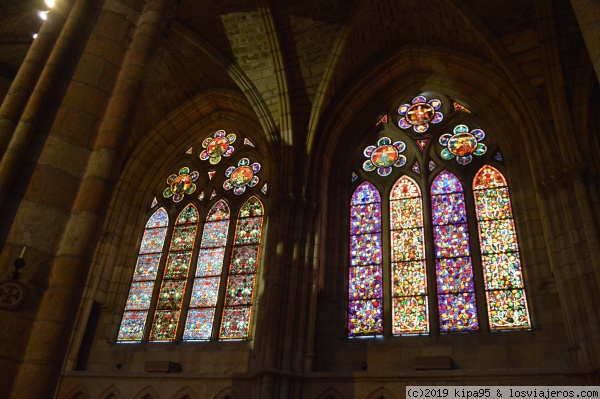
350 233 382 266
133 253 161 280
431 193 467 225
348 299 383 336
438 293 479 332
117 310 148 341
431 171 463 194
125 281 154 310
189 277 220 307
139 227 168 254
183 308 216 340
351 182 381 205
436 257 475 293
196 247 226 276
434 224 471 258
350 203 382 235
200 221 229 247
349 265 383 300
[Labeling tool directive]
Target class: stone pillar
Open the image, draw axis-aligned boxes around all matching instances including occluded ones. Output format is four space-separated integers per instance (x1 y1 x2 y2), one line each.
7 0 170 397
570 0 600 82
0 0 73 156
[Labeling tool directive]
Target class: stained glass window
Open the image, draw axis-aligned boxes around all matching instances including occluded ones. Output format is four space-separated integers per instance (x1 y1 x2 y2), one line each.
150 205 199 340
348 182 383 336
183 200 230 340
431 171 479 332
118 208 168 341
473 166 530 329
390 176 428 334
220 196 264 339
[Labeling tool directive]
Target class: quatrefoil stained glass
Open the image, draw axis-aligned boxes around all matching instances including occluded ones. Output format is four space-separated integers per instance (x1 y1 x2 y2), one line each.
200 130 236 165
363 137 406 176
163 167 199 202
398 95 443 133
439 125 487 165
224 158 261 195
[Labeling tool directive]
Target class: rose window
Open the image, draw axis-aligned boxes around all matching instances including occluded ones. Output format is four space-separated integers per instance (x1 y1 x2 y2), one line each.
163 167 199 202
362 137 406 176
223 158 261 195
200 130 236 165
398 95 443 133
439 124 487 165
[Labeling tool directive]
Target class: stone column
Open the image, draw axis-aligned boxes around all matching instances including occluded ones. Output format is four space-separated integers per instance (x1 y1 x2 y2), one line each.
0 0 73 156
7 1 170 398
570 0 600 82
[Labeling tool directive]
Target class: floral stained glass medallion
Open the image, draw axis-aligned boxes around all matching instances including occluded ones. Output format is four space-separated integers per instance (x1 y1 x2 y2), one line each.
398 95 443 133
363 137 406 176
439 125 487 165
200 130 236 165
163 167 199 202
224 158 261 195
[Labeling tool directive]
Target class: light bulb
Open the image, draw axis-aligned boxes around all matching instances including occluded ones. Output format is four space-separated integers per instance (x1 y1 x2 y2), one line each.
38 10 48 20
45 0 56 7
32 33 38 39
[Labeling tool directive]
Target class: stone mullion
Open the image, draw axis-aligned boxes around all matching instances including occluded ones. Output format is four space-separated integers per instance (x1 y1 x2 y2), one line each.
8 1 171 398
0 0 73 157
570 0 600 83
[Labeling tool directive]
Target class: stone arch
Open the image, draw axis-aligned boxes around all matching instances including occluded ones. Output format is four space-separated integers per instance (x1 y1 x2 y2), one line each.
315 386 347 399
133 386 160 399
98 385 123 399
212 386 233 399
364 387 400 399
171 385 199 399
62 384 90 399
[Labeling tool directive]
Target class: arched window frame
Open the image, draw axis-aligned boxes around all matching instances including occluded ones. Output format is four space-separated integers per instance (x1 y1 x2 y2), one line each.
117 133 268 343
347 93 531 337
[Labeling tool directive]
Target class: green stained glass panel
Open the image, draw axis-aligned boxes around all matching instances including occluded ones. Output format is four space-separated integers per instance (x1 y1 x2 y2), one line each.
392 296 428 334
156 280 186 310
474 187 512 220
390 198 422 229
170 225 198 251
391 229 425 262
164 251 192 280
177 205 199 224
220 306 251 339
482 253 523 289
239 197 263 217
230 245 259 274
392 261 426 296
478 219 518 254
234 217 263 245
225 275 255 306
486 289 530 329
151 310 180 340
